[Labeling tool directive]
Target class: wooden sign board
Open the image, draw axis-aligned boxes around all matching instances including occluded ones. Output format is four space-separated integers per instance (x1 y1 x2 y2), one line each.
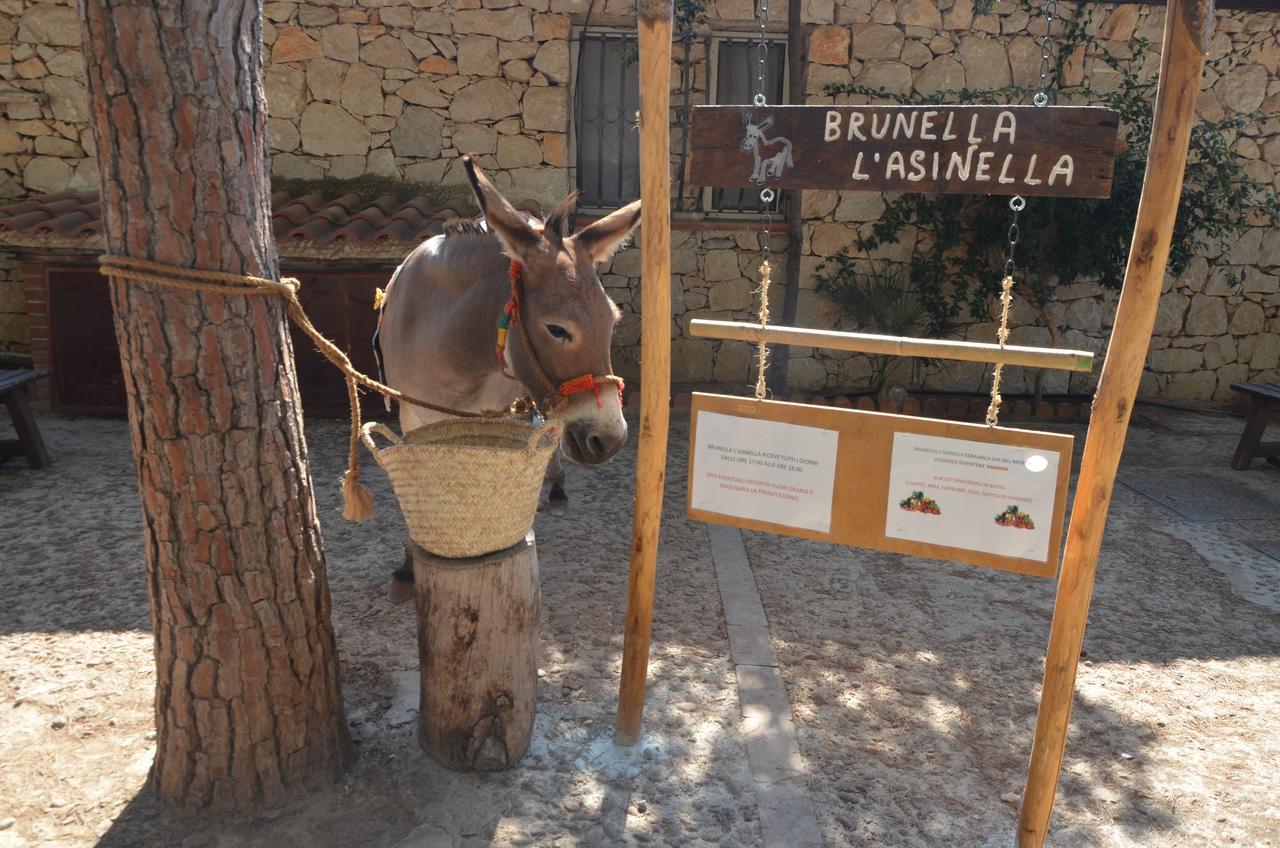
687 104 1119 198
687 394 1073 577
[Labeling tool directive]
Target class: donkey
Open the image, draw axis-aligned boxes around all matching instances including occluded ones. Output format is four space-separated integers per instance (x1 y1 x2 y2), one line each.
377 156 641 587
742 114 794 184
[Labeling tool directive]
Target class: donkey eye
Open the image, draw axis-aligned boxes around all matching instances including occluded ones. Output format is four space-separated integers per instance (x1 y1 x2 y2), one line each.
546 323 573 341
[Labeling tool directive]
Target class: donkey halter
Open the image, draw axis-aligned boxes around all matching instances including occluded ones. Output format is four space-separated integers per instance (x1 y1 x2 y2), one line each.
497 259 624 414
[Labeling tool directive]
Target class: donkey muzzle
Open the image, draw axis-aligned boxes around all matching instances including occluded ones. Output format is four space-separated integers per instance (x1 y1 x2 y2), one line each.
562 420 627 465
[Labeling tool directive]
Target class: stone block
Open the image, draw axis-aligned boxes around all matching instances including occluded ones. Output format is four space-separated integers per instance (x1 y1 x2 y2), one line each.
833 191 885 222
1184 294 1228 336
857 59 912 96
420 56 456 74
321 25 360 63
268 118 301 152
914 54 965 95
363 35 417 68
850 23 903 61
495 134 542 168
1064 296 1103 332
1228 300 1265 335
390 106 445 157
396 77 449 107
306 57 344 102
1216 63 1267 114
809 222 855 256
704 249 740 282
532 40 570 84
43 76 88 123
672 338 715 382
265 65 307 119
46 50 84 78
453 9 533 40
1148 347 1202 373
453 124 498 156
18 5 80 46
709 278 754 312
1163 370 1216 401
521 85 567 131
339 63 384 116
23 156 72 193
33 136 80 157
898 0 942 28
273 26 322 63
300 102 371 155
271 152 324 180
957 36 1010 89
459 36 501 76
810 25 850 66
901 41 933 69
1154 292 1190 337
451 78 521 122
1251 332 1280 370
1202 335 1237 370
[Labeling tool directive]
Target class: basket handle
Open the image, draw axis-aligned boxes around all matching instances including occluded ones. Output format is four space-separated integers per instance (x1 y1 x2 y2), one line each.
528 420 561 452
360 421 402 454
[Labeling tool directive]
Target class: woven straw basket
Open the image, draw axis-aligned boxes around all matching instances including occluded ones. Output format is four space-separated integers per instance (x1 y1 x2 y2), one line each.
361 418 561 558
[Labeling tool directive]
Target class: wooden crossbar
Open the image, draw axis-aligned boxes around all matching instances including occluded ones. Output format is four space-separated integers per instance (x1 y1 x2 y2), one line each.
689 319 1096 373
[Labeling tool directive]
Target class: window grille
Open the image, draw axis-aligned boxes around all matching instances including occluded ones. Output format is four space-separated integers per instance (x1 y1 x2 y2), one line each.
574 31 641 210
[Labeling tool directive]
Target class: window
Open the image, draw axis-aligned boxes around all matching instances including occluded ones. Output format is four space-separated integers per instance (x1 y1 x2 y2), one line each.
574 31 641 210
571 30 786 216
707 36 787 216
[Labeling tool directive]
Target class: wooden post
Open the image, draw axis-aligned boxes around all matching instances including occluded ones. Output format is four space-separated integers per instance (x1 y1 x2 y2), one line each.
413 534 539 771
615 0 674 747
1016 1 1213 844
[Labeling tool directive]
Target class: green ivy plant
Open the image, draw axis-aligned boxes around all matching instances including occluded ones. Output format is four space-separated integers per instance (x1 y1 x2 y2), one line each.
820 1 1280 340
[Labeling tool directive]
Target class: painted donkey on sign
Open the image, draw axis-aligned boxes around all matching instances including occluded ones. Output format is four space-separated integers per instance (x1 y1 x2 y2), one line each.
377 156 641 578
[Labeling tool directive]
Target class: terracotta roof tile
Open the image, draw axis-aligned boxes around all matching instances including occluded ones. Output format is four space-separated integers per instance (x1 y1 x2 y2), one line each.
0 189 549 258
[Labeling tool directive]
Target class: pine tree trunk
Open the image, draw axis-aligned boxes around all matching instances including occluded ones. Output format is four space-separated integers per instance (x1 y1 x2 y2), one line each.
79 0 351 812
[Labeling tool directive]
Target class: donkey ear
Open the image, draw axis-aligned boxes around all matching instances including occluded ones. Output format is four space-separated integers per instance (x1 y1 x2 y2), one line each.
570 199 642 264
541 191 580 247
742 112 752 127
462 155 539 256
758 116 774 130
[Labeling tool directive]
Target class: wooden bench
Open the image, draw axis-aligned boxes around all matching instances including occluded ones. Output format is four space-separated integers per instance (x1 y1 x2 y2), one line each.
1230 382 1280 470
0 368 50 469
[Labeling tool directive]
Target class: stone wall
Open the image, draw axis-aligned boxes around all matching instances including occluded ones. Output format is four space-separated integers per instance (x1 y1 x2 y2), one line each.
0 0 1277 402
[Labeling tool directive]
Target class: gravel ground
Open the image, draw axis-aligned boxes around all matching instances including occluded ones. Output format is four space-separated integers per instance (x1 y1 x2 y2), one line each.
0 411 756 848
746 405 1280 847
2 404 1278 848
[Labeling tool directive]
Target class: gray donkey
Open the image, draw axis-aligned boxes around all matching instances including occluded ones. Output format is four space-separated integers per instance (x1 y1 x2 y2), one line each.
377 157 641 587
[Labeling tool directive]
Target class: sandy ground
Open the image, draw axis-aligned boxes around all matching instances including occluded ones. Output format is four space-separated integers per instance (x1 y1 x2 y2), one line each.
1 404 1278 847
0 412 757 848
748 405 1280 847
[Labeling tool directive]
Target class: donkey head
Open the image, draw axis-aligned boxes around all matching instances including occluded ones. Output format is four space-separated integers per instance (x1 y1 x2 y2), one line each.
741 114 774 152
463 156 640 466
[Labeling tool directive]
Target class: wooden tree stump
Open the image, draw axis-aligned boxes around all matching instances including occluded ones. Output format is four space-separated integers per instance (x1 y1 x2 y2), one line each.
412 533 539 771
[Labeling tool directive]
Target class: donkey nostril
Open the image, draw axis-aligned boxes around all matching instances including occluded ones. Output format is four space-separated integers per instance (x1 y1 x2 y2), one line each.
588 434 605 458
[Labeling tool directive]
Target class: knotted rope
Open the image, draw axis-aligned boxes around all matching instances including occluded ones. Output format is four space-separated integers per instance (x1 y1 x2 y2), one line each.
99 254 521 524
754 260 772 400
985 274 1015 427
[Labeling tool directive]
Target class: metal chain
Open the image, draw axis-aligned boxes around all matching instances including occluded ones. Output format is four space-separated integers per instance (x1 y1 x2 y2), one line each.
754 0 769 108
1034 0 1060 107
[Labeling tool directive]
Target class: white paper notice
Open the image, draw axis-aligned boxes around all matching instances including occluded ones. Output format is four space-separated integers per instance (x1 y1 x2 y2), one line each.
885 432 1060 561
691 412 839 533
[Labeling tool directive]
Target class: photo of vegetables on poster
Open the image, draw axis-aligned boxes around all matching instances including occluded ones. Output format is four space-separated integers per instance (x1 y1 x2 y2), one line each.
884 432 1060 561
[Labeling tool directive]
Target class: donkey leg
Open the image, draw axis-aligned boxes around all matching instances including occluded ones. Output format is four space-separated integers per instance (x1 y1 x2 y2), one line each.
546 452 569 515
389 541 415 603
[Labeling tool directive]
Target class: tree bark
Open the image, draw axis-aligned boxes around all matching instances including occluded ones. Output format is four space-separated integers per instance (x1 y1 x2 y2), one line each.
79 0 351 812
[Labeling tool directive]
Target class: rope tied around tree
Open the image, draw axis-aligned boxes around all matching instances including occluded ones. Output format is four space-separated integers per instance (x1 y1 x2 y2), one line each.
98 254 525 525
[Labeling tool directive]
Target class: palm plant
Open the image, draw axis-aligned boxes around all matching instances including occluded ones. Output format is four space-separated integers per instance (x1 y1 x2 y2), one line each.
814 257 956 392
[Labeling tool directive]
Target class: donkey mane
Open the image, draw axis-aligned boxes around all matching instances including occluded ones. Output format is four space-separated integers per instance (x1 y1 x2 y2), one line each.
441 216 490 238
